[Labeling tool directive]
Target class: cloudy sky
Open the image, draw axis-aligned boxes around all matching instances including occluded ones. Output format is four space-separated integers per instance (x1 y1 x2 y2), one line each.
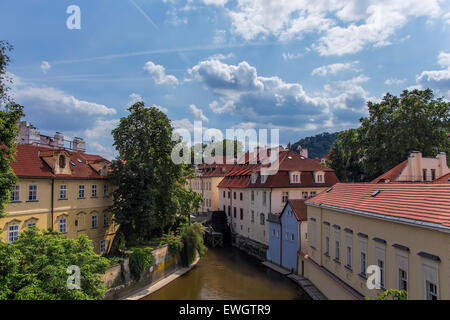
1 0 449 159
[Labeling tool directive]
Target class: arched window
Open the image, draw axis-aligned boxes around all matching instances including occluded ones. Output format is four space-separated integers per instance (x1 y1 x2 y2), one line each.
59 155 66 168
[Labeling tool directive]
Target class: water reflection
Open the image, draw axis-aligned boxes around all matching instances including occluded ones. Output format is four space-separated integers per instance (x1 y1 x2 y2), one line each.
143 246 310 300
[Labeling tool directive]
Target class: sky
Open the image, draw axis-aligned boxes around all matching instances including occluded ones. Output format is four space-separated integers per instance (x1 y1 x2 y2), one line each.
1 0 449 159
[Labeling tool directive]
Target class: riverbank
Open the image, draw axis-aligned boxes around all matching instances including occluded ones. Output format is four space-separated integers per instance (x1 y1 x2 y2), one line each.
122 255 200 300
262 261 327 300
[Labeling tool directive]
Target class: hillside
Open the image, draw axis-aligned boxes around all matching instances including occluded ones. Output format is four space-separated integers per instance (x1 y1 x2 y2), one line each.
290 132 340 159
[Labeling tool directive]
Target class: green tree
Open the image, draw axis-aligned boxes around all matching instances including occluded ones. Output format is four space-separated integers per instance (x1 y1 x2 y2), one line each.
0 41 24 217
180 222 207 267
330 89 450 182
291 132 340 158
366 289 408 300
0 228 109 300
110 102 201 245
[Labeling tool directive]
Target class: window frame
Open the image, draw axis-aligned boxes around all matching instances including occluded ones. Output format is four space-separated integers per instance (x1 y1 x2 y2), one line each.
59 184 67 200
28 184 38 201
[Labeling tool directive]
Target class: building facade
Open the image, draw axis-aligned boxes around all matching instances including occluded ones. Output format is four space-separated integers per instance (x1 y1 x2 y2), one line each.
267 199 307 272
302 183 450 300
1 144 117 254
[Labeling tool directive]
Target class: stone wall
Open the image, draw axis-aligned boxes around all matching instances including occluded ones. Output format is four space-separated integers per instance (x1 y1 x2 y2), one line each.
232 233 268 261
102 245 182 300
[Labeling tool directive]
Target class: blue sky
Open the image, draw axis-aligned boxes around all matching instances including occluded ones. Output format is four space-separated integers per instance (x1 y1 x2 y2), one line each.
1 0 449 159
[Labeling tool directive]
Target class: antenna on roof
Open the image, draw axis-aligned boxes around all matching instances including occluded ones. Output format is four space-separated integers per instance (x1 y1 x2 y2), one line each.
326 187 333 193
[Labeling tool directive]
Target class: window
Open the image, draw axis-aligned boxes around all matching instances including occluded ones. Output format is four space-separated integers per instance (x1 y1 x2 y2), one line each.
334 229 340 262
376 245 386 288
228 206 231 216
302 191 308 199
240 208 243 220
223 205 226 212
399 269 408 291
10 185 20 202
261 175 267 183
431 169 436 181
423 261 439 300
240 192 243 201
92 185 97 197
316 174 324 183
251 190 255 201
27 222 36 230
59 218 67 234
426 281 438 300
59 155 66 168
28 184 37 201
260 213 265 225
263 192 267 206
228 191 231 199
423 169 427 181
310 220 316 248
282 192 289 203
251 210 255 222
276 230 279 238
360 237 368 276
377 259 385 288
291 174 299 183
291 233 294 241
59 185 67 199
78 185 85 198
251 174 256 184
91 215 98 229
310 191 316 198
346 234 353 268
233 207 236 218
285 232 289 240
8 224 19 243
324 225 330 256
233 192 236 200
272 229 275 236
100 240 106 253
103 214 109 227
223 191 226 198
104 184 109 197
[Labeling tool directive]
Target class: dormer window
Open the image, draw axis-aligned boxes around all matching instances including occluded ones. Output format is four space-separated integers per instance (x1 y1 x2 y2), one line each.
291 173 300 183
261 175 267 184
59 155 66 169
316 173 324 183
251 174 257 184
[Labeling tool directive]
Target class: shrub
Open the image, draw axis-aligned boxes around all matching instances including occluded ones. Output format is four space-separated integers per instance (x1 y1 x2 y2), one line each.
180 222 207 267
128 248 154 281
163 231 184 256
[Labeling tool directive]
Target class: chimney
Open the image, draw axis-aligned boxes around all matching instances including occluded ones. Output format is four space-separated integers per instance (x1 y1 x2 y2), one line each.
54 132 64 148
437 152 449 177
73 137 86 153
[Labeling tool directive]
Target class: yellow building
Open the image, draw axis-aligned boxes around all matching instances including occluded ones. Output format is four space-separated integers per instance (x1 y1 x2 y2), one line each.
301 183 450 300
187 158 235 214
1 144 117 254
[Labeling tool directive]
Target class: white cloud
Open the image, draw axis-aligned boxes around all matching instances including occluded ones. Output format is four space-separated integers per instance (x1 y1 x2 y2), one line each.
189 104 209 122
208 52 235 61
143 61 179 86
151 104 168 113
189 58 371 131
311 61 360 76
40 61 51 74
385 78 406 85
219 0 443 56
127 93 143 107
282 52 303 61
213 29 227 44
416 51 450 97
201 0 228 6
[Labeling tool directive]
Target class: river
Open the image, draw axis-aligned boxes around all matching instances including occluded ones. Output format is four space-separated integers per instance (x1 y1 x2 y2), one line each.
142 246 310 300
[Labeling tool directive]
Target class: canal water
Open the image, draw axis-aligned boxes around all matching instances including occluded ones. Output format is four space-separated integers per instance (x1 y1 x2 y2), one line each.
143 246 310 300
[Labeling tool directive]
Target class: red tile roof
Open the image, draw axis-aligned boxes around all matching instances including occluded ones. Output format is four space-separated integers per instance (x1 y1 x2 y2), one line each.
284 199 307 221
306 183 450 229
10 144 109 179
217 149 339 189
433 172 450 183
371 160 408 183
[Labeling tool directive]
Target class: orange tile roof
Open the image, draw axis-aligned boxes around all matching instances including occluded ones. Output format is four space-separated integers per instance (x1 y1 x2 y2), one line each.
10 144 109 180
371 160 408 183
433 172 450 183
281 199 307 221
306 183 450 229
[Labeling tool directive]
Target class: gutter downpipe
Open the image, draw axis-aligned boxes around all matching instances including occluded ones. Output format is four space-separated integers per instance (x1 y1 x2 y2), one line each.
51 178 54 231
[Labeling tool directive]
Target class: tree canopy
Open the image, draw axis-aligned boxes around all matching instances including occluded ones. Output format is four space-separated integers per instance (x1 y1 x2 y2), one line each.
0 228 109 300
291 132 339 159
0 41 24 217
110 102 202 245
329 89 450 182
